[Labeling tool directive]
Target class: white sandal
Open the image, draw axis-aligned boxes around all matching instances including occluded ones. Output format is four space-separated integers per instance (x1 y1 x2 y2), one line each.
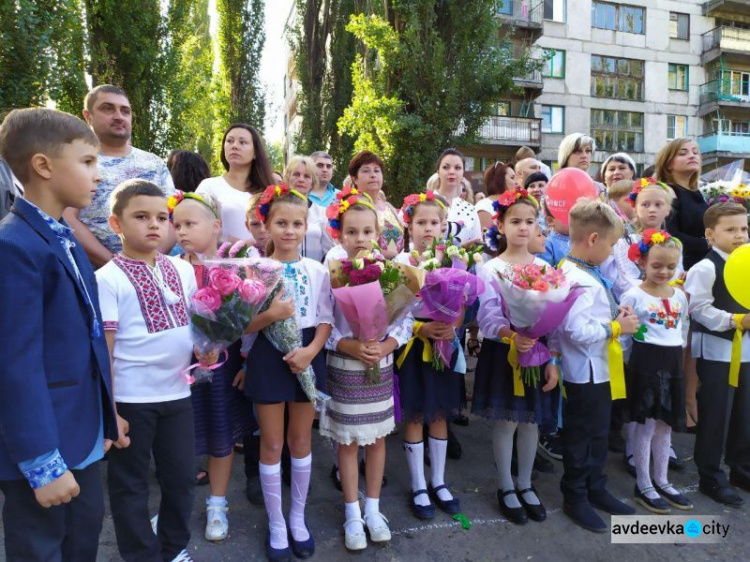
363 511 391 542
344 517 367 551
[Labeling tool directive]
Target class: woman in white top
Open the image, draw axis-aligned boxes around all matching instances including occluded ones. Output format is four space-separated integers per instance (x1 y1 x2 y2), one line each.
434 149 482 246
476 161 517 231
196 123 273 241
283 155 334 262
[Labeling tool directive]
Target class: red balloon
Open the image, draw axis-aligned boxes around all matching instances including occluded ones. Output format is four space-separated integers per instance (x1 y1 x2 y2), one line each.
544 168 599 225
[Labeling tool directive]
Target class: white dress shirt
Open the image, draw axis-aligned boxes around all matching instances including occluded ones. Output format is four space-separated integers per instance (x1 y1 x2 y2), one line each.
685 248 750 362
549 260 616 384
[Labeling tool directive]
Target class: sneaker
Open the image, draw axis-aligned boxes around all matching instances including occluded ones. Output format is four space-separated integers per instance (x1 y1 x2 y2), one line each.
205 504 229 541
172 549 195 562
344 517 367 551
538 434 563 460
363 511 392 542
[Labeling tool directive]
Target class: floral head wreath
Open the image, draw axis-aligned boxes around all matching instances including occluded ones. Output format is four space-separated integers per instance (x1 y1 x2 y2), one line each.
401 190 448 224
255 184 308 224
325 187 376 239
627 228 680 262
492 186 538 221
166 191 219 220
627 177 671 207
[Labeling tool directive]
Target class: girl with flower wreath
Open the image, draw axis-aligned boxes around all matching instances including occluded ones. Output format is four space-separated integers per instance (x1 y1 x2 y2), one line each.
620 230 692 514
244 184 334 560
169 191 257 542
473 187 559 525
393 191 465 521
319 187 413 550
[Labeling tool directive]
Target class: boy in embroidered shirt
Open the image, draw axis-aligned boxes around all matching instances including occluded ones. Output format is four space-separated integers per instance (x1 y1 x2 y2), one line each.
549 200 639 533
0 108 117 561
97 180 207 562
685 202 750 508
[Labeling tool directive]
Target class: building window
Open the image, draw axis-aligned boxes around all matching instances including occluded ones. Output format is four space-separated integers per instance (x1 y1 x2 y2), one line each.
668 64 689 91
497 1 513 15
591 1 645 34
667 115 688 140
493 101 512 116
544 0 566 22
591 55 644 100
591 109 644 152
542 105 565 134
542 49 565 78
711 118 750 135
669 12 689 40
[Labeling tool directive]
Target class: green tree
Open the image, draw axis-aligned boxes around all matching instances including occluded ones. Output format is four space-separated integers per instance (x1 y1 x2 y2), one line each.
165 0 214 163
266 140 284 173
291 0 358 185
85 0 169 154
48 0 88 116
338 1 537 202
0 1 57 110
213 0 267 167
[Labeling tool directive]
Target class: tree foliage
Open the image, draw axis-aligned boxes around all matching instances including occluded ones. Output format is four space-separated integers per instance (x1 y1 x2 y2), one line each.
338 0 537 201
291 0 357 185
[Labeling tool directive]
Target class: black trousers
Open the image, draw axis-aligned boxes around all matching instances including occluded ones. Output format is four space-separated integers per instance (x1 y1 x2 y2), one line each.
107 398 195 562
560 380 611 505
695 359 750 488
0 461 104 562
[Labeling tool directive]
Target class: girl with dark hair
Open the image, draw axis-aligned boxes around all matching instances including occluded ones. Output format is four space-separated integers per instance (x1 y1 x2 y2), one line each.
167 150 211 193
476 161 516 230
196 123 273 242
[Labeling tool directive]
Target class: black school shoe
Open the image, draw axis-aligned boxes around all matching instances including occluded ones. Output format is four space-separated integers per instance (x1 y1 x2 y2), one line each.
654 482 693 510
517 487 547 522
428 483 461 515
563 502 607 533
589 490 636 515
623 454 636 478
698 483 745 508
634 485 671 514
410 489 436 520
729 472 750 493
497 489 528 525
330 464 342 491
266 531 292 562
246 475 264 505
288 525 315 559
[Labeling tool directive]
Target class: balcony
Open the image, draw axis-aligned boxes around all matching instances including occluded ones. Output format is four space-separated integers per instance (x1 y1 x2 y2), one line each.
697 132 750 164
704 0 750 17
497 1 544 34
513 67 543 90
702 26 750 63
477 116 542 147
698 78 750 115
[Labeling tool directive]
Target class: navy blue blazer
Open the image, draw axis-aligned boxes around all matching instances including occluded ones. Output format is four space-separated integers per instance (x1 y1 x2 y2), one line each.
0 198 117 480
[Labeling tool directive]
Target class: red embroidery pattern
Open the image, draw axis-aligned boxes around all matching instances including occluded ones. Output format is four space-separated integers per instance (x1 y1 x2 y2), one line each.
113 255 189 334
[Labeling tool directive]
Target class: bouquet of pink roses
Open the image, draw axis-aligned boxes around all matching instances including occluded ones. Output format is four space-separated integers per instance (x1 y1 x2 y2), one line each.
329 249 423 383
187 257 283 383
494 263 582 389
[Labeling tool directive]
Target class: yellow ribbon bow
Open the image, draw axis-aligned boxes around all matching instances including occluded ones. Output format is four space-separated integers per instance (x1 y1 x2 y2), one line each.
608 321 627 400
396 321 433 369
501 333 525 397
730 314 746 388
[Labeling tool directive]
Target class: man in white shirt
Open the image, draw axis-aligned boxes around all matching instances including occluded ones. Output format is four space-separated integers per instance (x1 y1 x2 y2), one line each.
549 200 639 533
685 202 750 508
64 85 176 267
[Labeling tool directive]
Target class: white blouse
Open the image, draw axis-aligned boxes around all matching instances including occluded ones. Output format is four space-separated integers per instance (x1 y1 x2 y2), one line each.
302 204 335 263
619 286 689 355
196 176 253 241
445 196 482 245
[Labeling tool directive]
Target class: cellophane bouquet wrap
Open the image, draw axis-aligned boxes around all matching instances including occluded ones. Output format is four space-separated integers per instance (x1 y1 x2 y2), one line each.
329 249 424 383
493 263 583 388
188 257 283 384
699 160 750 217
416 239 484 371
258 278 331 412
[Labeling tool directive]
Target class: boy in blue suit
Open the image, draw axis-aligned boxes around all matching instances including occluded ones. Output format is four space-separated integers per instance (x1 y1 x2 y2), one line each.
0 108 119 561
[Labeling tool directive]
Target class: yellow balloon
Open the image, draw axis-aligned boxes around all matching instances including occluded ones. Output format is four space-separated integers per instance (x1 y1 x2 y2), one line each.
726 243 750 309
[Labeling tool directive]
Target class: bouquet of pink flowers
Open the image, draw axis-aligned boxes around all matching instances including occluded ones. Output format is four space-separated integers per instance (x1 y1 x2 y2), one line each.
417 239 484 371
494 263 582 388
329 249 424 383
187 257 283 383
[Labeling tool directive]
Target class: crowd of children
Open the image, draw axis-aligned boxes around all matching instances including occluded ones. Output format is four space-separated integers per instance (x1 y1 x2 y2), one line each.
0 107 749 562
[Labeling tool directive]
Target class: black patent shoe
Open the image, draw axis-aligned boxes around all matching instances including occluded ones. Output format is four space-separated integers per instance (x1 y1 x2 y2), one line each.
497 489 528 525
634 485 671 514
428 483 461 515
517 487 547 522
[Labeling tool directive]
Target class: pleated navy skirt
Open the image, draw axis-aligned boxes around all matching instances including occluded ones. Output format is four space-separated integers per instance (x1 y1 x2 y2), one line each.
245 326 327 404
191 340 255 458
471 339 543 424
